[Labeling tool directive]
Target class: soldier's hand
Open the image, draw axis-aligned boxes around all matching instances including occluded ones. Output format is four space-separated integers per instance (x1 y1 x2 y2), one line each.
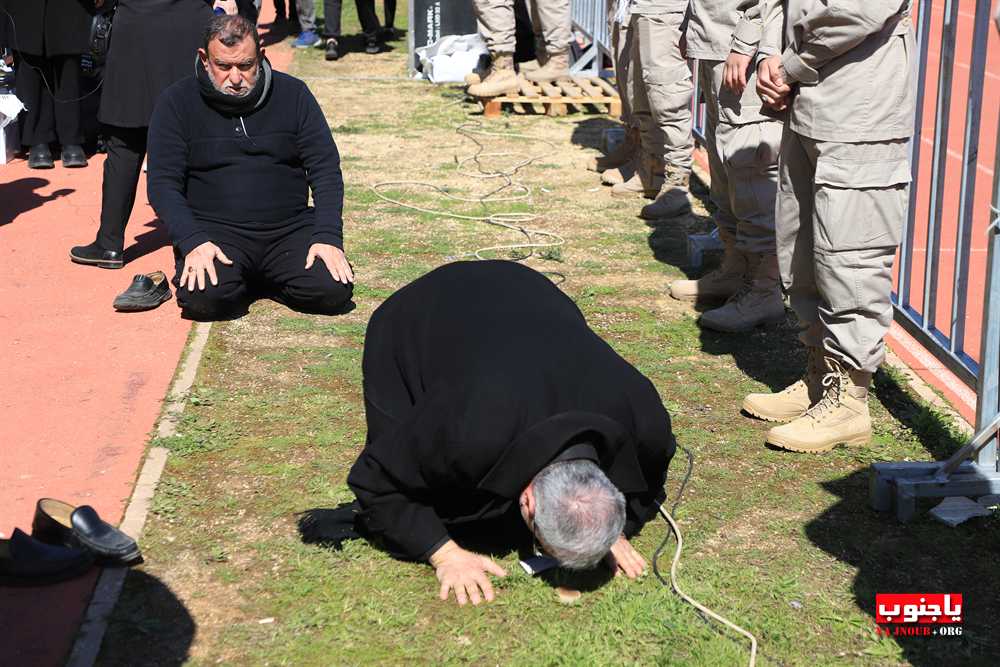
430 540 507 606
723 52 752 94
757 55 791 110
606 535 646 579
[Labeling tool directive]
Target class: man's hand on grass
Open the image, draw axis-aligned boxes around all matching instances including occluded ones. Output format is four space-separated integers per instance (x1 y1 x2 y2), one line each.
305 243 354 284
606 535 646 579
430 540 507 606
181 241 233 291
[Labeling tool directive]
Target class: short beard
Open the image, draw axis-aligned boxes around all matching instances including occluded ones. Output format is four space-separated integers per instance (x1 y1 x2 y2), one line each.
212 70 258 98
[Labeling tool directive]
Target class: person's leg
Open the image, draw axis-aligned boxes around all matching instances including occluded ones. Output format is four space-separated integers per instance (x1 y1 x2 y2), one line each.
634 12 692 180
742 129 824 423
609 13 663 199
293 0 320 45
522 0 571 81
354 0 381 35
384 0 396 28
51 54 86 166
323 0 343 38
96 126 147 254
669 61 744 302
273 0 287 22
173 241 255 321
765 139 908 453
16 54 57 167
468 0 519 97
260 218 354 315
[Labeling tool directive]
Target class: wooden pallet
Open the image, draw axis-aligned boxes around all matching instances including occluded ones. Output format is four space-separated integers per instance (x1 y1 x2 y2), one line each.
477 76 621 118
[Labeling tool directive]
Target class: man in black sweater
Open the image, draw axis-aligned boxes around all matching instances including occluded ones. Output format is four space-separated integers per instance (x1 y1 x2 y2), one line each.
147 14 353 321
347 261 675 605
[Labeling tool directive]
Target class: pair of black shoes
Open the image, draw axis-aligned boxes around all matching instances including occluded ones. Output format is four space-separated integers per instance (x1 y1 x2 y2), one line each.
0 499 142 587
27 144 87 169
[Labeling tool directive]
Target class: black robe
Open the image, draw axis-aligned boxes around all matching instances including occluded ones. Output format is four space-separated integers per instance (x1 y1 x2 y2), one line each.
347 261 676 562
0 0 93 57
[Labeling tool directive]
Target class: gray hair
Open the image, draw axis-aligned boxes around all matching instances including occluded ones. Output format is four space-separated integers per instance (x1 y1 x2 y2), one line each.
532 460 626 570
203 14 261 53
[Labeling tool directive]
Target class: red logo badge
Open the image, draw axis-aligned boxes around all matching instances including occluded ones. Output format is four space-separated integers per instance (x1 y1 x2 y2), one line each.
875 594 964 637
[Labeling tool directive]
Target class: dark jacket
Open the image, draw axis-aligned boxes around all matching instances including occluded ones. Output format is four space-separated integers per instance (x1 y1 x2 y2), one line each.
147 69 345 256
347 261 676 562
0 0 93 57
99 0 213 127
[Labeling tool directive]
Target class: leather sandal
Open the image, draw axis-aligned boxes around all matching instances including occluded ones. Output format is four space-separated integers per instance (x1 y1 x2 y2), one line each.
32 499 142 565
0 528 94 586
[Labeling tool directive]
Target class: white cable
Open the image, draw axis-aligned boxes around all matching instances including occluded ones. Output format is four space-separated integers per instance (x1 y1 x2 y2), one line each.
370 121 566 261
658 506 759 667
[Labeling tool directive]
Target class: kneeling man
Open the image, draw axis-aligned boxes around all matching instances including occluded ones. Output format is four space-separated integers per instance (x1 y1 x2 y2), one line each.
148 15 353 321
348 261 675 605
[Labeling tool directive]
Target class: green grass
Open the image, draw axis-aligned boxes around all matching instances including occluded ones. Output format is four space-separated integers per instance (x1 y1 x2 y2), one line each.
98 27 1000 667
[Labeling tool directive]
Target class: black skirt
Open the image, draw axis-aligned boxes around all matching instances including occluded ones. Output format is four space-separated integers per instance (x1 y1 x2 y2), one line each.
98 0 213 128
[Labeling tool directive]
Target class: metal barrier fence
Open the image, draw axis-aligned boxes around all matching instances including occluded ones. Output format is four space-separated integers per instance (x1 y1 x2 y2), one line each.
569 0 612 75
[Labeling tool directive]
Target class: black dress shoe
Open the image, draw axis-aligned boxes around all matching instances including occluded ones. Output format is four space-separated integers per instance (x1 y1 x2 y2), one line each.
0 528 94 586
27 144 54 169
61 144 88 168
70 242 124 269
364 32 381 54
113 271 172 312
32 499 142 566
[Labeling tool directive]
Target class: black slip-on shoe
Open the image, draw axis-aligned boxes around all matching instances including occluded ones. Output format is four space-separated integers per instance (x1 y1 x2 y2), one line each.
113 271 172 312
70 242 123 269
32 499 142 566
0 528 94 587
325 38 340 61
27 144 54 169
364 33 381 54
61 144 88 168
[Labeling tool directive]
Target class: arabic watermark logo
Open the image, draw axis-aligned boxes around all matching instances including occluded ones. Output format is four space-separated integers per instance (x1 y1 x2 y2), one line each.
875 594 963 637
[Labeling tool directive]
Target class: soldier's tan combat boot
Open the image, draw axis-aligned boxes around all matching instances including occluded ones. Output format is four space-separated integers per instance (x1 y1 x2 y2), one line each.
668 232 745 305
524 50 570 82
742 345 825 422
765 360 873 453
467 54 518 97
640 167 692 219
601 158 636 185
588 127 639 173
611 153 664 198
699 253 785 332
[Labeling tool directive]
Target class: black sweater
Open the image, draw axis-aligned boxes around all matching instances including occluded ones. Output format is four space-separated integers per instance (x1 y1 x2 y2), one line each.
347 261 676 561
147 70 344 256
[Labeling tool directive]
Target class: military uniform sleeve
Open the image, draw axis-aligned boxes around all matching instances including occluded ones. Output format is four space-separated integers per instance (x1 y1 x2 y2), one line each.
781 1 908 84
754 0 785 59
730 1 765 57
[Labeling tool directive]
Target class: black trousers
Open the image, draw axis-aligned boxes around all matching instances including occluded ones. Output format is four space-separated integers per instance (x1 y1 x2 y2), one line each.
173 219 354 321
383 0 396 28
96 125 147 253
16 54 83 147
355 0 380 35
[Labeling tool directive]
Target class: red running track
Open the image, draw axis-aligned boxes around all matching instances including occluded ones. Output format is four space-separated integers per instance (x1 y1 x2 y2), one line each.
0 10 292 664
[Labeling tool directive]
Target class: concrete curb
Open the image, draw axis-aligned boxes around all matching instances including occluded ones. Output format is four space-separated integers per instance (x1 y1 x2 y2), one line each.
66 322 213 667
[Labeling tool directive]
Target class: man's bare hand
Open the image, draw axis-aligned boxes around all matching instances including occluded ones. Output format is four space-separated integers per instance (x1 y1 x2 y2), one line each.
723 52 752 94
181 241 233 292
430 540 507 606
756 55 791 110
213 0 238 15
757 56 791 109
606 535 646 579
305 243 354 285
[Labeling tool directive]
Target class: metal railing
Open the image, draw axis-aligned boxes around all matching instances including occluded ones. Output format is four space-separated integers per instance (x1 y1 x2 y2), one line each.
569 0 612 75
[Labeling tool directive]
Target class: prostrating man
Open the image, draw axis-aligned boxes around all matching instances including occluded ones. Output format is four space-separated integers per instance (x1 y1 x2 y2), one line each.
348 261 675 605
148 14 354 321
744 0 914 452
467 0 573 97
669 0 784 332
